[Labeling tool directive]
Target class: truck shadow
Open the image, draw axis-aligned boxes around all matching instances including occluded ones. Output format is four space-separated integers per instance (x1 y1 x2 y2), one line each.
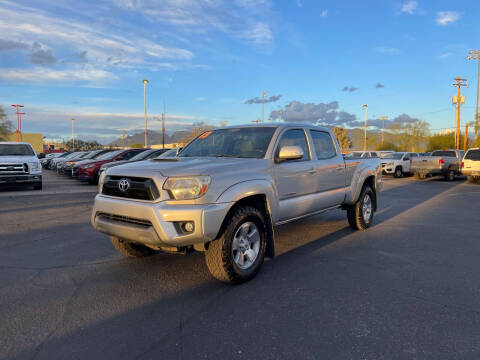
2 180 466 360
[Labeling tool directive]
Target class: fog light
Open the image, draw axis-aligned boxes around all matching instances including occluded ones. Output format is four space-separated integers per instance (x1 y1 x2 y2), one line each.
183 222 194 233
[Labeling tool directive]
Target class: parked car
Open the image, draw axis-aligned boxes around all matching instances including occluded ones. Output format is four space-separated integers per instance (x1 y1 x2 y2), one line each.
411 149 464 181
158 148 182 157
381 152 418 177
56 152 89 174
76 148 147 184
344 151 379 158
50 151 82 170
71 150 112 177
63 149 111 176
45 152 71 169
92 124 382 284
40 152 63 168
462 148 480 184
0 142 42 190
98 148 167 178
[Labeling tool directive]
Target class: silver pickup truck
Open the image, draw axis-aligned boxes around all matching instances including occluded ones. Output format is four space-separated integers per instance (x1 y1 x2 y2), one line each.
91 124 382 283
411 149 465 181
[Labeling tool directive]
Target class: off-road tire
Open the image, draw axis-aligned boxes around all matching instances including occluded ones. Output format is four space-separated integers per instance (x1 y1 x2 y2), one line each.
445 169 455 181
394 167 403 178
110 236 157 258
347 185 375 231
467 176 478 184
205 206 266 284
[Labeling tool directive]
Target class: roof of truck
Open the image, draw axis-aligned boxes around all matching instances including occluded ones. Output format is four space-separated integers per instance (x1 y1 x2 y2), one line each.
220 122 330 131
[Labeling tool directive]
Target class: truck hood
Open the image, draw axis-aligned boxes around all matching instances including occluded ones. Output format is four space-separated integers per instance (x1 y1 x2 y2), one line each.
0 155 39 164
107 157 271 178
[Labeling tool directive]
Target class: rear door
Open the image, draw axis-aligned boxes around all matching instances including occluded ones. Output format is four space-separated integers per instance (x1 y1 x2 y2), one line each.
273 128 317 222
308 129 346 209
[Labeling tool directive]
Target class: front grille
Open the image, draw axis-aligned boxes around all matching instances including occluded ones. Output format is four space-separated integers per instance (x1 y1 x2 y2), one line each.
97 212 152 228
0 163 27 175
102 176 160 201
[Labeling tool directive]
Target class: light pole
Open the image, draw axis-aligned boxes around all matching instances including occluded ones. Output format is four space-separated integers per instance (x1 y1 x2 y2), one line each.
467 50 480 137
143 79 149 147
71 118 75 151
362 104 368 151
261 91 267 123
378 116 388 144
11 105 25 142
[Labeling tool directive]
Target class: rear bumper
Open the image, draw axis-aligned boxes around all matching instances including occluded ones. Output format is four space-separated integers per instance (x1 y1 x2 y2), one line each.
0 174 42 185
462 169 480 176
91 195 231 248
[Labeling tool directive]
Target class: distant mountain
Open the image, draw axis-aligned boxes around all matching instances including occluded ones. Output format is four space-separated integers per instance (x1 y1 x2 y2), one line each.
109 130 191 147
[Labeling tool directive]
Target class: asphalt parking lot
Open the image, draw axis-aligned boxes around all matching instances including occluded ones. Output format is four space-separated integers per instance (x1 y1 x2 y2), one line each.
1 172 480 359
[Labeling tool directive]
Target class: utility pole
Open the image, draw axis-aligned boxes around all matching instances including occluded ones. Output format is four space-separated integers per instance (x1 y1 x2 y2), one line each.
11 105 25 142
71 118 75 151
142 79 149 147
467 50 480 137
452 76 467 149
464 123 469 151
121 129 125 148
362 104 368 151
261 91 267 123
161 112 165 150
378 116 388 144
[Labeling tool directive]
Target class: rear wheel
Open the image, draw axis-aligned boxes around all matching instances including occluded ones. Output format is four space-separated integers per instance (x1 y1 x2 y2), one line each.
445 169 455 181
467 176 478 184
394 167 403 178
110 236 157 257
347 186 375 230
205 206 266 284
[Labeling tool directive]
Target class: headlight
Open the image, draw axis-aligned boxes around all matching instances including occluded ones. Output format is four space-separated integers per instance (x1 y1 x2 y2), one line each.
29 162 41 171
163 176 211 200
388 162 394 167
82 163 96 169
98 171 107 193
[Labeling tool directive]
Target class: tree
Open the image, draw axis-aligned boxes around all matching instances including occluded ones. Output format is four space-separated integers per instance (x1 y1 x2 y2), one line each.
387 119 429 151
332 127 352 150
64 139 104 151
376 141 398 152
0 105 13 141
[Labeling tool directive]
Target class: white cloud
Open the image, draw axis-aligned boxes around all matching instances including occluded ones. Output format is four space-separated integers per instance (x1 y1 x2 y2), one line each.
436 11 461 26
0 67 115 84
439 52 453 58
320 9 328 17
296 0 302 8
375 47 401 55
241 22 273 45
401 1 418 14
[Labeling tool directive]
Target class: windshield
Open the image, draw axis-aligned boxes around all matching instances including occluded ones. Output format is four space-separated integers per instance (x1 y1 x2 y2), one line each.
345 152 363 158
384 153 404 160
179 127 276 158
129 149 156 161
465 149 480 161
95 150 123 160
431 151 456 157
159 149 178 157
0 144 35 156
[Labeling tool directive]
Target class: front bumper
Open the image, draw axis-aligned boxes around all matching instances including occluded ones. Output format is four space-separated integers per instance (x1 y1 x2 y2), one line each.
91 195 231 248
0 174 42 185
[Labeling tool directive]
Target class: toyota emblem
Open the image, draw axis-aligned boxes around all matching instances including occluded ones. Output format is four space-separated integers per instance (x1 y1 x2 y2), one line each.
118 178 131 192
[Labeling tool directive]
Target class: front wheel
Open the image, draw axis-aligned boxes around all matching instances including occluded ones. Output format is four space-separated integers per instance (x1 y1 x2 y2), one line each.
347 186 375 230
205 206 266 284
394 167 403 178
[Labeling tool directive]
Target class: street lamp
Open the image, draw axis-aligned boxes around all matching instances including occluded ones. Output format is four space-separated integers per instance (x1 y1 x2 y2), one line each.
261 91 267 123
142 79 149 147
362 104 368 151
467 50 480 137
378 116 388 144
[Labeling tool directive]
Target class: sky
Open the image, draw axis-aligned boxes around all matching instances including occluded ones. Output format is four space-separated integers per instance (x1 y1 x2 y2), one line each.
0 0 479 144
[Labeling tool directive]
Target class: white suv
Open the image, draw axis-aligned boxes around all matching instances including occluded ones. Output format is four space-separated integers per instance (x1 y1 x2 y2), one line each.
381 152 418 178
462 148 480 184
0 142 42 190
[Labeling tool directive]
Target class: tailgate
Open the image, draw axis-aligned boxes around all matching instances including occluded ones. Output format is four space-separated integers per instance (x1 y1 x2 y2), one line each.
411 157 440 170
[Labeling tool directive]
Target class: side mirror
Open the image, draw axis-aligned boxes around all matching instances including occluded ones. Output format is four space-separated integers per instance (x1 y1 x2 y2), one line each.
278 146 304 162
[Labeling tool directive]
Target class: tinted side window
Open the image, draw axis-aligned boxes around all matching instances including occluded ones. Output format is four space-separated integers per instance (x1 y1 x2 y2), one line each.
122 150 140 160
371 152 378 157
465 149 480 160
310 130 337 159
431 151 456 157
276 129 310 161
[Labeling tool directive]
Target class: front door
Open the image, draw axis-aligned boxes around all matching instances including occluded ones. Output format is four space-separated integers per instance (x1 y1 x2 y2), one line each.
274 129 317 222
